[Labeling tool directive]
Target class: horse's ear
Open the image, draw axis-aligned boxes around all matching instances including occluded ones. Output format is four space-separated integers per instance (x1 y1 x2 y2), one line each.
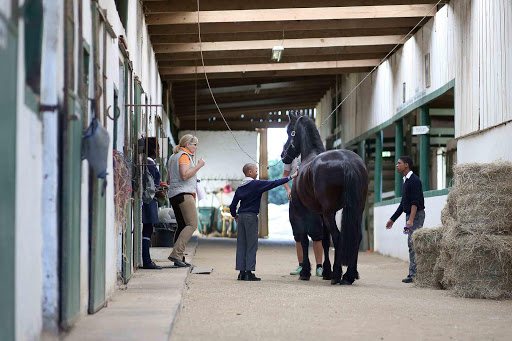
288 113 298 122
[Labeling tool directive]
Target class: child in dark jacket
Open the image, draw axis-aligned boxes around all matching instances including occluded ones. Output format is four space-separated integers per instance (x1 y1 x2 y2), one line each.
230 163 296 281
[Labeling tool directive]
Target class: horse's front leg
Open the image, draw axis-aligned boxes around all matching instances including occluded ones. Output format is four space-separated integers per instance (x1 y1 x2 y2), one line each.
321 223 332 280
299 233 311 280
323 214 342 285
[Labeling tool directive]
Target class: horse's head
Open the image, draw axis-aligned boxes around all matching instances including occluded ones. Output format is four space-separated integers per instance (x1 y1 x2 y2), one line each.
281 114 301 164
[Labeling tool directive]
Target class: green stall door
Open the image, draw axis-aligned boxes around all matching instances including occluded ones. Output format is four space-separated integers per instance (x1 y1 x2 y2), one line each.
0 4 18 339
88 176 106 314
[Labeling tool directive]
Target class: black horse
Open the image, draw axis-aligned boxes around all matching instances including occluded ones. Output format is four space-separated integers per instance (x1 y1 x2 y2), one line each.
282 114 368 285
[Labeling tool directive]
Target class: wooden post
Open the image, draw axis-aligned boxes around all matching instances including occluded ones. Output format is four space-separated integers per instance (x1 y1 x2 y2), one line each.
358 140 367 251
394 119 404 197
374 131 383 203
258 128 269 238
420 105 430 191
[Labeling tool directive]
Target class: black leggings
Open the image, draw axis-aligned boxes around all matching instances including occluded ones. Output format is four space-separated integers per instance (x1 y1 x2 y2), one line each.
142 223 154 239
170 193 193 243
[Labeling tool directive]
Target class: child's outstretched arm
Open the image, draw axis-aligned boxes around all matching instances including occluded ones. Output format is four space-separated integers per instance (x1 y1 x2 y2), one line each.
257 172 297 193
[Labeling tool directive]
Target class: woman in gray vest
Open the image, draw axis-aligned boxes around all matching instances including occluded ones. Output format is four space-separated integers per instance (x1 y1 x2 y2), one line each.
167 134 205 267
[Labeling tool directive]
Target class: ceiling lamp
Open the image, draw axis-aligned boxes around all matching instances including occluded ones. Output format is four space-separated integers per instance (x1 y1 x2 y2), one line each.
271 46 284 62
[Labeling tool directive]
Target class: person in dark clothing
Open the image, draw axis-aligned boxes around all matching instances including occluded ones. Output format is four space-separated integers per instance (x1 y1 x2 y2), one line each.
386 156 425 283
141 137 162 270
230 163 297 281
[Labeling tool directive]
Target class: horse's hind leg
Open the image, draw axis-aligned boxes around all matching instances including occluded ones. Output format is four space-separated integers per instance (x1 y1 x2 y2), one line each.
323 214 342 285
321 224 332 280
341 253 359 285
299 233 311 280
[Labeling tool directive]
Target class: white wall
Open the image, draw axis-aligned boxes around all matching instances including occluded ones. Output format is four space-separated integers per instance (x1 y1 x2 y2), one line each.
374 194 447 262
333 0 511 149
179 130 259 207
339 4 456 144
15 9 43 341
41 0 64 333
454 0 512 138
77 0 167 315
457 122 512 164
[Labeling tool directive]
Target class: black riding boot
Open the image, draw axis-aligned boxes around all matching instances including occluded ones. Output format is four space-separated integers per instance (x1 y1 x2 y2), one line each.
142 239 161 269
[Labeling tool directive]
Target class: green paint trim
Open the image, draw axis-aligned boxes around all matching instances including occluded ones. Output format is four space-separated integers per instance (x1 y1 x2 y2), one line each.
93 2 117 38
343 79 455 148
0 13 18 339
60 0 82 327
374 131 383 203
113 85 119 151
420 105 431 190
374 188 451 207
394 120 404 197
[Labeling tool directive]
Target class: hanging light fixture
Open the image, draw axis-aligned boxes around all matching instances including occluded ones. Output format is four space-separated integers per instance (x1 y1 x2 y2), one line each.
271 31 285 62
271 46 284 62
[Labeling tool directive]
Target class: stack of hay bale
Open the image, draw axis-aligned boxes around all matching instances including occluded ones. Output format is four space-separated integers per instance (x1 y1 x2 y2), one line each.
413 162 512 299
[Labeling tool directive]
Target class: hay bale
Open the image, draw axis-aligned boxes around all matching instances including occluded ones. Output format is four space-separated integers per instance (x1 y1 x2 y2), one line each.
441 232 512 299
412 227 443 288
451 162 512 234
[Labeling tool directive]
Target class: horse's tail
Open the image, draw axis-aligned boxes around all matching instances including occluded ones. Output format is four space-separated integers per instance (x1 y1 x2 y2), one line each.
340 161 366 266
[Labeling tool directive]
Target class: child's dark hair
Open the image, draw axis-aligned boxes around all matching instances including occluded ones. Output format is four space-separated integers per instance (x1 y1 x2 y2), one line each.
243 163 256 176
145 137 158 158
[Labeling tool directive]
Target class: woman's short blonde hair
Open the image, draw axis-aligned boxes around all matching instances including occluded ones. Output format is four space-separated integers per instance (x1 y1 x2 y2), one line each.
173 134 198 154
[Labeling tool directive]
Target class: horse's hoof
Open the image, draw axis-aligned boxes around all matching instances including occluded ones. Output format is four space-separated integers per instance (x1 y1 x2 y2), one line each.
299 275 310 281
340 279 353 285
330 278 340 285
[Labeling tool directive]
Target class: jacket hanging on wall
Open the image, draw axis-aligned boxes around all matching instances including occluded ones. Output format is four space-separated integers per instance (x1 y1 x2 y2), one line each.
82 117 110 178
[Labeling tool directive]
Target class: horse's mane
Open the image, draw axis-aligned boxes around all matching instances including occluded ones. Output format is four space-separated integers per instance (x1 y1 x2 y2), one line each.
299 116 326 155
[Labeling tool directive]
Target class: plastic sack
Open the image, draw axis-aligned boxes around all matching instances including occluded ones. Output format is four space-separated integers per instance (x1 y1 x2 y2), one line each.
196 180 207 201
82 117 110 178
142 166 156 204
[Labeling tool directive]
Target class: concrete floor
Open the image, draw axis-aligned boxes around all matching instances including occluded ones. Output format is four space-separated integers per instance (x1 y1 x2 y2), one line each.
64 239 198 341
172 238 512 341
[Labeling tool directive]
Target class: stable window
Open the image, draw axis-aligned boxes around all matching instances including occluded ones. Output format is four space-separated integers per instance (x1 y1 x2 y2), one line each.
114 0 128 30
23 0 43 109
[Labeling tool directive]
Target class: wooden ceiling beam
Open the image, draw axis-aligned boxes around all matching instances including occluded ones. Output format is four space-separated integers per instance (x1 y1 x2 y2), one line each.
146 5 434 25
173 79 332 95
148 18 422 35
161 59 380 75
171 75 335 89
177 102 318 118
153 36 403 54
143 0 443 12
173 89 327 107
159 53 387 67
150 27 412 44
156 45 394 61
183 95 322 112
178 110 299 121
180 120 288 131
163 66 373 80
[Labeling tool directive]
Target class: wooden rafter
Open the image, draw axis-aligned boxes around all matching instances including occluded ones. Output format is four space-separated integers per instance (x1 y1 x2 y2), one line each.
162 66 373 80
146 5 434 25
150 27 413 44
161 59 380 75
153 36 404 54
143 0 443 12
148 17 424 36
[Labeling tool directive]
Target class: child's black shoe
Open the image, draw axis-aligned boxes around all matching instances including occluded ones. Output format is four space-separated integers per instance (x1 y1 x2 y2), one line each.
244 271 261 281
237 271 246 280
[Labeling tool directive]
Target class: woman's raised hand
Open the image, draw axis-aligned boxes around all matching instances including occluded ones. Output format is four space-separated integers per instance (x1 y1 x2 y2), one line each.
197 158 205 168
